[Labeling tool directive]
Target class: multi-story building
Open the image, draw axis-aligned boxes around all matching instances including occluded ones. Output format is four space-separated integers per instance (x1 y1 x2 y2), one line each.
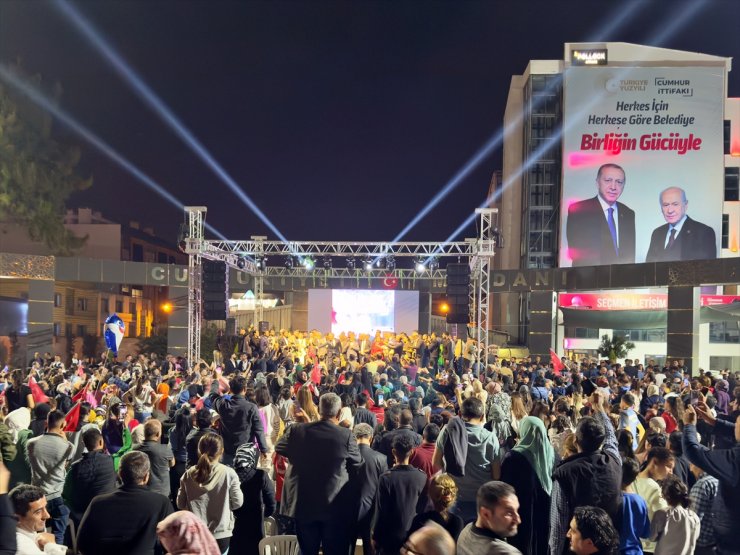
0 208 185 362
492 42 739 370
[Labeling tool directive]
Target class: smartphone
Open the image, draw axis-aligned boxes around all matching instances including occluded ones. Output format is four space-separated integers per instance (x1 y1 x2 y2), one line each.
689 390 699 406
119 405 128 419
377 393 384 405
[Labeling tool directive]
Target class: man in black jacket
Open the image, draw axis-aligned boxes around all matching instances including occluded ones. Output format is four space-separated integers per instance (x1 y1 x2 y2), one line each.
210 374 267 465
373 434 427 554
682 404 740 555
353 392 378 429
373 409 422 467
352 423 388 555
77 451 172 555
275 392 364 555
62 428 116 529
549 390 622 555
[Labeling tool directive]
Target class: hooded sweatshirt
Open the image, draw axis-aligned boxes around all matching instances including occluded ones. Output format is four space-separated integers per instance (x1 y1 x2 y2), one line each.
177 462 243 539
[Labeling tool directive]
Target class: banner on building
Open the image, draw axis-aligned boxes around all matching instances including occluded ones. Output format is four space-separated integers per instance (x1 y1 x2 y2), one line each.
560 66 724 267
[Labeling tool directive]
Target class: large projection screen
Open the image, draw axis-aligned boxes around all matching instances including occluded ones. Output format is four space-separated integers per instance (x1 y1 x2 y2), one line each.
559 66 724 267
307 289 419 334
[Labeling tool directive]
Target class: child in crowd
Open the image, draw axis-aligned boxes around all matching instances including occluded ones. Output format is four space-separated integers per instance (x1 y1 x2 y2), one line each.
619 457 651 555
650 474 700 555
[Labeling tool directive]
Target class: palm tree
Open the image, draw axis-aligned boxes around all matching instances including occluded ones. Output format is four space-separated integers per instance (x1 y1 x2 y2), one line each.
597 334 636 362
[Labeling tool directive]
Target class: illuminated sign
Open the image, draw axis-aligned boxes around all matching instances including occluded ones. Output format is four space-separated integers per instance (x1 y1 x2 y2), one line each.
571 49 608 66
560 66 724 268
558 293 740 310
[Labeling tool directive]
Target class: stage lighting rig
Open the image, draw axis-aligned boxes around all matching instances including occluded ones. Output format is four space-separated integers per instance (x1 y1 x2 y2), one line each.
302 257 315 270
385 256 396 271
284 256 294 269
346 257 356 270
322 257 333 269
415 259 426 273
364 258 374 271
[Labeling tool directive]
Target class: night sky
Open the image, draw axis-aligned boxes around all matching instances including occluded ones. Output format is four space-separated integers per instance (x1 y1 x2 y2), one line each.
0 0 738 245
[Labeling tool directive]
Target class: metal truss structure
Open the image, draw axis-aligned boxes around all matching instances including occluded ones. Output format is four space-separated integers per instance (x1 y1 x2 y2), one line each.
182 206 498 365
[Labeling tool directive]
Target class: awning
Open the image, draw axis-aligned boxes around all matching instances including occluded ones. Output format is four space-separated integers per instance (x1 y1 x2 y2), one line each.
560 304 740 329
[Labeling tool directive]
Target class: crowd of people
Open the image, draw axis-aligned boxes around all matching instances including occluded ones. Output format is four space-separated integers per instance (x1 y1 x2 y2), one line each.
0 326 737 555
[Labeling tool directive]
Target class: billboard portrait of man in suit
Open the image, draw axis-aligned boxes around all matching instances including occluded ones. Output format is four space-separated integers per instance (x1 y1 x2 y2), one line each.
645 186 716 262
565 163 636 266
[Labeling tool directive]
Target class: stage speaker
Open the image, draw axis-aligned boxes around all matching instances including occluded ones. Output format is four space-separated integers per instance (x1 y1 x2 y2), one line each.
203 260 228 320
446 263 470 324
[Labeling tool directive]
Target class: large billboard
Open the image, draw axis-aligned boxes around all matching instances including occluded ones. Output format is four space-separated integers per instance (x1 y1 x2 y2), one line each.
559 66 724 267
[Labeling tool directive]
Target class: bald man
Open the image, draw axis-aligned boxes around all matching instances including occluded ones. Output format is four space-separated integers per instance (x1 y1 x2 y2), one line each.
406 522 455 555
645 187 716 262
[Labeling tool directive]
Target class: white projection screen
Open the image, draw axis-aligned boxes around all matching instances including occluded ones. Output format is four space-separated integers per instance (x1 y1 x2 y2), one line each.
307 289 419 335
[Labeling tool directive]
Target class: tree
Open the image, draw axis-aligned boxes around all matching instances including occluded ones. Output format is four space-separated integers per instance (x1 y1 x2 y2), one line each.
82 334 101 360
200 324 219 364
0 77 91 255
137 334 168 359
597 334 636 362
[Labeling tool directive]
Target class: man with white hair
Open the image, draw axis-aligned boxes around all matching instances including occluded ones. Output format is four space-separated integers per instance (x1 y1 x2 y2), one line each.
275 392 364 555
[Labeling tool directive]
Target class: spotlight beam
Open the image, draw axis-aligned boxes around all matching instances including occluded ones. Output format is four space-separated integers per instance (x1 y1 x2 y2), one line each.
382 0 649 253
429 0 709 258
53 0 289 243
0 64 226 241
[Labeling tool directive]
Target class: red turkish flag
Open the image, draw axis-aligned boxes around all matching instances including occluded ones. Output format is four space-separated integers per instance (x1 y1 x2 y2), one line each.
550 349 565 375
310 364 321 385
72 381 89 403
64 402 81 432
28 376 50 404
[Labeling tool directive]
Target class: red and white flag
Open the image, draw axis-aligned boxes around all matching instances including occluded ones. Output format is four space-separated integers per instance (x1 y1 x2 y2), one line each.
28 376 50 404
549 349 565 375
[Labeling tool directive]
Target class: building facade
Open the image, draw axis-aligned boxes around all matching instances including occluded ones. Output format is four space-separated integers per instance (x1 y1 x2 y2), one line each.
492 42 739 369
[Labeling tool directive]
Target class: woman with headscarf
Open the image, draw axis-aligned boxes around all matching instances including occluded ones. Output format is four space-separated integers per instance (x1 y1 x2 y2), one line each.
5 408 32 489
229 443 276 555
487 404 515 452
640 383 663 416
156 510 221 555
714 379 731 415
500 415 555 555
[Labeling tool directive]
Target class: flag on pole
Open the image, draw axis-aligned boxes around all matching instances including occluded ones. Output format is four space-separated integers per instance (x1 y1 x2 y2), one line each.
72 381 90 403
550 349 565 375
64 401 81 432
310 364 321 385
28 376 50 404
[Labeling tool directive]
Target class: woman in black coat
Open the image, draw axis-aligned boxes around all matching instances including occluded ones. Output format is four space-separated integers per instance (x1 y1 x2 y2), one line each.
500 415 556 555
230 443 276 555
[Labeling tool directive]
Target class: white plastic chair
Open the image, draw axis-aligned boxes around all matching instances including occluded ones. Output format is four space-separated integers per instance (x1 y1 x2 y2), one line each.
263 515 277 536
258 534 300 555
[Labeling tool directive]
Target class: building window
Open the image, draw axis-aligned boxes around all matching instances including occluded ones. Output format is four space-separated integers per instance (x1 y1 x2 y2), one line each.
77 325 86 337
54 293 62 307
724 120 732 155
612 329 667 342
65 324 73 337
722 215 730 249
77 298 88 311
131 288 143 298
132 243 144 262
116 300 124 313
564 327 600 339
101 297 109 313
709 321 739 343
725 167 739 201
53 323 61 337
158 252 168 264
